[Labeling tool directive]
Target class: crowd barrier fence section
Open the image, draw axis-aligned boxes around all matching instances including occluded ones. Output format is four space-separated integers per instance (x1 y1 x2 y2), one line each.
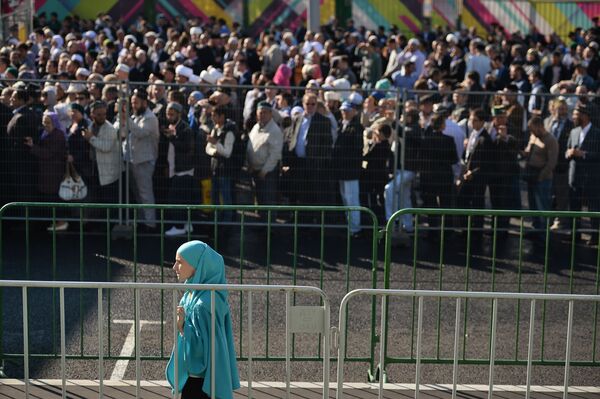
0 280 330 399
0 202 380 375
382 208 600 373
336 288 600 399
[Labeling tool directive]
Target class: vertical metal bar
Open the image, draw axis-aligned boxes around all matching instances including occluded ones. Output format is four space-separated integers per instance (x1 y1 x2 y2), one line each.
526 300 536 399
213 207 219 250
379 295 387 399
211 290 216 399
569 217 576 294
133 288 140 397
593 224 600 362
239 213 245 358
515 217 525 361
323 298 331 399
25 207 29 279
106 209 112 358
337 296 348 399
60 287 66 399
436 216 445 359
563 300 574 399
52 207 57 357
452 297 461 399
410 215 419 358
22 286 29 398
133 209 138 282
541 217 558 360
415 296 424 399
318 210 325 358
186 208 191 241
265 211 271 358
462 215 472 359
173 290 179 399
285 291 291 398
247 291 253 399
160 208 165 358
488 298 498 399
292 211 298 359
80 208 84 357
98 288 104 398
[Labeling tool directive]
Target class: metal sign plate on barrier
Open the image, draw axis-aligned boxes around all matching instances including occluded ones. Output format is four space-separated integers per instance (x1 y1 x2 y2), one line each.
289 306 325 333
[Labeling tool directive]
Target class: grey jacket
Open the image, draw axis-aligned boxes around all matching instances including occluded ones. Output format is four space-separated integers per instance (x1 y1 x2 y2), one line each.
116 108 159 164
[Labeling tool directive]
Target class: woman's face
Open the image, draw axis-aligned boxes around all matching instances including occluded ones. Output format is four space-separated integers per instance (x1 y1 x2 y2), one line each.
173 254 195 282
42 115 53 131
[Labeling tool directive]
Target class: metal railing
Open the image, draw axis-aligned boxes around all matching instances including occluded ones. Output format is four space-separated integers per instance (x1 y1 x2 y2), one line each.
0 202 380 374
336 288 600 399
0 279 331 399
380 208 600 378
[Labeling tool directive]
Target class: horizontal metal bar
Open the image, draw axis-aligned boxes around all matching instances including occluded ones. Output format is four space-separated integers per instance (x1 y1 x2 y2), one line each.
341 289 600 303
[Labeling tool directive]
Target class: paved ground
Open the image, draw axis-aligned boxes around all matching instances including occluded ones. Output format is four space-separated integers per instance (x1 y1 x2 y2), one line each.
0 211 599 387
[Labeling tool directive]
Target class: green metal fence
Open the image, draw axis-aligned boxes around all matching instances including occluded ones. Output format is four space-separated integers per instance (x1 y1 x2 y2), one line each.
0 202 380 373
380 208 600 376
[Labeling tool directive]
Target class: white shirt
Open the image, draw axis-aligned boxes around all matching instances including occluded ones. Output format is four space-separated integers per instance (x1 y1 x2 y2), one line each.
466 127 484 159
443 118 466 178
579 122 592 145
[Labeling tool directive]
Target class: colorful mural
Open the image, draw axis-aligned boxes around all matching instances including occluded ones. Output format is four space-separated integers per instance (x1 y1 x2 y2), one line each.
34 0 600 41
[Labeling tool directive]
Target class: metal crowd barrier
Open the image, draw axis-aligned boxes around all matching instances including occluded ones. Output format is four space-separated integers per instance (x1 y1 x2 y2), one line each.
0 280 330 399
0 202 380 374
336 288 600 399
381 208 600 376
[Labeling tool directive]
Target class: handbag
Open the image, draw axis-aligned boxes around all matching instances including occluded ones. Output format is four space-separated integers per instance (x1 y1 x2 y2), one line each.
59 161 88 201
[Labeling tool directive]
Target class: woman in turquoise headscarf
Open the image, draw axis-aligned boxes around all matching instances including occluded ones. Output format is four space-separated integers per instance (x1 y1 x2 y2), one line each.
166 240 240 398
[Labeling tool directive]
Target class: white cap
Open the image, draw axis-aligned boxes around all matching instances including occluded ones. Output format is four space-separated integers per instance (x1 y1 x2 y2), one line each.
66 83 86 94
332 78 351 101
70 54 84 64
189 74 200 84
124 34 137 43
83 31 97 40
145 31 158 38
190 26 203 36
348 92 363 106
199 66 223 85
115 63 130 74
175 65 193 79
408 38 420 47
446 33 458 44
76 67 91 77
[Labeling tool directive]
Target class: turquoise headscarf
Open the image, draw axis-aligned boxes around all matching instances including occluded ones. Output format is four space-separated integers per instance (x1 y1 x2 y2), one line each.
166 241 240 398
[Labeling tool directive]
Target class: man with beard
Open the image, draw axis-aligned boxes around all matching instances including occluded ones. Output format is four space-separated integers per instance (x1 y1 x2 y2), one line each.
116 89 160 231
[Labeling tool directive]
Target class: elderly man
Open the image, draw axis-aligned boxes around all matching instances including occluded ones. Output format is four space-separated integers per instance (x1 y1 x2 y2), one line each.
116 88 160 230
332 100 364 237
284 92 333 206
82 101 121 205
247 101 283 208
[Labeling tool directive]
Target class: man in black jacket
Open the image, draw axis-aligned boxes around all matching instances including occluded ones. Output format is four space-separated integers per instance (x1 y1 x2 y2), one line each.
458 108 494 237
566 105 600 245
283 92 333 206
420 112 458 233
332 100 364 237
544 98 574 230
164 102 196 236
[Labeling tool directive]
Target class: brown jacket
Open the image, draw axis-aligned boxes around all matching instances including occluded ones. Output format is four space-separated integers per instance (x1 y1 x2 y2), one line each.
525 131 558 181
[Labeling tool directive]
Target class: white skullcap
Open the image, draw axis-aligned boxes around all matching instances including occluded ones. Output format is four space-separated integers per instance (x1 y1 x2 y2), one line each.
115 63 130 74
76 67 90 77
175 65 193 79
190 27 203 36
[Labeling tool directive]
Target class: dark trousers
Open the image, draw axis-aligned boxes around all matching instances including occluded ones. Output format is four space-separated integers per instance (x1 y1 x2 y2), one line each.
489 175 515 229
458 179 486 232
167 174 196 225
570 184 600 241
421 179 454 229
181 377 210 399
287 157 332 206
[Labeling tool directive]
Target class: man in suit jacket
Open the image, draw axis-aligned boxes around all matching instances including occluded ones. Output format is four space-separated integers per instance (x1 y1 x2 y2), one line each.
283 92 333 206
542 51 570 89
5 89 37 202
458 108 494 237
544 98 574 230
332 100 363 236
566 104 600 245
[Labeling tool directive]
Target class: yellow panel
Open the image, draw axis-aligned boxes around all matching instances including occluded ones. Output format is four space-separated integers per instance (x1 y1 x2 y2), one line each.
369 0 421 28
191 0 233 25
249 0 273 24
461 9 487 37
320 0 335 25
72 0 119 20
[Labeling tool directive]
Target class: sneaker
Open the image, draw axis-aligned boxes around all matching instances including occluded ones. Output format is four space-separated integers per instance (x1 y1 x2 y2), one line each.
550 220 561 231
165 223 194 237
47 222 69 232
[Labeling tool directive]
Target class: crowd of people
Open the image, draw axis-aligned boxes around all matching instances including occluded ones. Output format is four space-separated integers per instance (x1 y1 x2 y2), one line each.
0 11 600 243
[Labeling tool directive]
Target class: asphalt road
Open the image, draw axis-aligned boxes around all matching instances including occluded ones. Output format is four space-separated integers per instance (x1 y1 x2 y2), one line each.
0 214 599 386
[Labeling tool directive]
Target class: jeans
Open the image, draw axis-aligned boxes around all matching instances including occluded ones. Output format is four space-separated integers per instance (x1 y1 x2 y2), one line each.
384 170 415 231
211 175 233 222
339 180 361 233
528 178 552 229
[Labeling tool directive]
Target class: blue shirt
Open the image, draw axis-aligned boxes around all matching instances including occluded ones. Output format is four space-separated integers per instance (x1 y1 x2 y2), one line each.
295 114 311 158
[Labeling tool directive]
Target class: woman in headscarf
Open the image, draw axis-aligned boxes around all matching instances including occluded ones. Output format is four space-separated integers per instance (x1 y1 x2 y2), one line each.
66 103 93 188
167 240 240 399
24 111 68 231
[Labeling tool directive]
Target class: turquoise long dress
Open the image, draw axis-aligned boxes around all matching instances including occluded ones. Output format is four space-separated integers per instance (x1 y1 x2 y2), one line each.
166 240 240 398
